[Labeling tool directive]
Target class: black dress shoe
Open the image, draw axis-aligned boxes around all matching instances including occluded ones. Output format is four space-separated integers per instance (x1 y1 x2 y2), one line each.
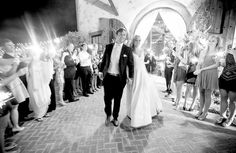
87 91 94 94
83 94 89 97
105 116 111 126
70 98 79 102
111 119 119 127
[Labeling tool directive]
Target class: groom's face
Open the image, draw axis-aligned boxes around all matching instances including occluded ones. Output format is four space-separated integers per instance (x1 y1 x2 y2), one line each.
116 31 127 44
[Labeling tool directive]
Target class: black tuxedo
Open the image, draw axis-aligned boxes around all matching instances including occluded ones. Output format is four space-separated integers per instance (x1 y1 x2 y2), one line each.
100 43 134 120
100 43 134 87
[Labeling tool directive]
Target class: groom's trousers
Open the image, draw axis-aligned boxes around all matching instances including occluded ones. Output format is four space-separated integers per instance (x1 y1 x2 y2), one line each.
103 73 124 120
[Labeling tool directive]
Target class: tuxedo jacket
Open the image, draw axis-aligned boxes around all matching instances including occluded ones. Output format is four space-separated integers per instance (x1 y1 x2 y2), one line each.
100 43 134 86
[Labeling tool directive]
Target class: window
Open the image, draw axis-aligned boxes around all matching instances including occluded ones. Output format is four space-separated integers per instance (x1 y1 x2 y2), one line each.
89 30 103 45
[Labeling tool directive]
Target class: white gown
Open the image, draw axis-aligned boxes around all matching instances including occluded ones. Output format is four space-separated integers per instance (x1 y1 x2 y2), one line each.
125 52 162 128
27 59 51 119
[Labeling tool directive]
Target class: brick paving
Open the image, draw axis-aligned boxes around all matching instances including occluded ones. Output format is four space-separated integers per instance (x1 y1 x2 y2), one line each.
13 76 236 153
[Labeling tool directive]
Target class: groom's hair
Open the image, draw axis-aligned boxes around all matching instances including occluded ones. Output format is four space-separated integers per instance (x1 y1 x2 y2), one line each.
116 27 126 35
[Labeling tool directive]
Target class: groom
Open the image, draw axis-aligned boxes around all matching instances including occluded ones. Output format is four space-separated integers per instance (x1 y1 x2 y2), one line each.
99 27 134 127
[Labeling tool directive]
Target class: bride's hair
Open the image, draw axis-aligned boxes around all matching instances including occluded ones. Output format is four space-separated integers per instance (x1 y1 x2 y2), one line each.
198 35 223 65
130 35 141 51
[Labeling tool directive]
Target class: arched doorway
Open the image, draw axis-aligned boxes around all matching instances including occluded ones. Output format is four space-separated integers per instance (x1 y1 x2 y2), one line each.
129 0 192 38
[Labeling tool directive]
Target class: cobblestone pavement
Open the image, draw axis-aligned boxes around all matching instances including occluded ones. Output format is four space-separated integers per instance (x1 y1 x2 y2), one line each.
13 76 236 153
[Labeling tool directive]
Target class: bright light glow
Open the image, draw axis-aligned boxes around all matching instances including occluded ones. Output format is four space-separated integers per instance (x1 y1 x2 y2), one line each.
23 14 42 59
190 57 199 64
54 38 60 44
159 54 167 60
216 51 225 58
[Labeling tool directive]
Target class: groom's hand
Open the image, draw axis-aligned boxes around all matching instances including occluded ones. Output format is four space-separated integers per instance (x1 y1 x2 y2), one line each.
127 78 133 85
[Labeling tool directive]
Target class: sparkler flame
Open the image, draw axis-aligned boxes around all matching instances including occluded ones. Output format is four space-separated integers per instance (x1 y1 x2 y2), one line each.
23 14 59 59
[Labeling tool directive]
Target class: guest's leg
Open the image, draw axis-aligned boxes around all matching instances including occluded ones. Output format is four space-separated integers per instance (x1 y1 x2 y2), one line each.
94 74 98 90
164 71 168 91
64 79 70 101
87 68 93 93
10 104 24 131
72 80 78 97
68 79 75 101
175 81 184 108
48 79 56 112
189 85 198 110
219 89 229 118
197 88 205 116
183 84 192 109
78 77 83 92
18 75 30 121
226 91 236 125
91 74 95 91
0 114 9 153
80 68 88 95
200 89 212 117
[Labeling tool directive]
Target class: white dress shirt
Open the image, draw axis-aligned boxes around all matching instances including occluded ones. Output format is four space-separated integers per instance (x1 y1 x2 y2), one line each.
108 43 123 75
78 51 92 67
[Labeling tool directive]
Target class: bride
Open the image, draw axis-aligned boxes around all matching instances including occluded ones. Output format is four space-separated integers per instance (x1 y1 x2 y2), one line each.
125 35 162 128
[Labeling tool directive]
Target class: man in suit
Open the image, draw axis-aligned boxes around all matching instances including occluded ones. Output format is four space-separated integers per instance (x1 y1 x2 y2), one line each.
99 28 134 127
63 43 79 102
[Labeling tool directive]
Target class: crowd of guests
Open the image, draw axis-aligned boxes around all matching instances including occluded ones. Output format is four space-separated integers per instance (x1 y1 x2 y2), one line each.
0 38 103 153
162 32 236 128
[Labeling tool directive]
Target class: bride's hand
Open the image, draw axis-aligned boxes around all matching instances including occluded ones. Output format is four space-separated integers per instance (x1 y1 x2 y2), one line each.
127 78 133 85
193 69 201 75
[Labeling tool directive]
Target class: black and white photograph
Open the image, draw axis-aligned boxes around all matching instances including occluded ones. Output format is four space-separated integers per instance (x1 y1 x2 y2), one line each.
0 0 236 153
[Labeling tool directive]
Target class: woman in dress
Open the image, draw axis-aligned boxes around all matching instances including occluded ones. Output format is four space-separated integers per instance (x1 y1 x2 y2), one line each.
183 42 199 111
125 35 162 128
194 35 222 120
27 48 51 122
216 46 236 127
54 50 67 106
173 44 188 110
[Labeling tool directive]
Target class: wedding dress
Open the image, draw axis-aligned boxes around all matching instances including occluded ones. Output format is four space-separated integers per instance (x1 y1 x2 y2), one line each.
125 52 162 128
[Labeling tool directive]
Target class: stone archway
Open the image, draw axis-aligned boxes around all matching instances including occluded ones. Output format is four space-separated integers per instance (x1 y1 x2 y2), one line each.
129 0 192 37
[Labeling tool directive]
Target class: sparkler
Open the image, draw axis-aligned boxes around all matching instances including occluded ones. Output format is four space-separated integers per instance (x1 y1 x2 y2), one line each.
23 14 42 59
23 14 61 59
